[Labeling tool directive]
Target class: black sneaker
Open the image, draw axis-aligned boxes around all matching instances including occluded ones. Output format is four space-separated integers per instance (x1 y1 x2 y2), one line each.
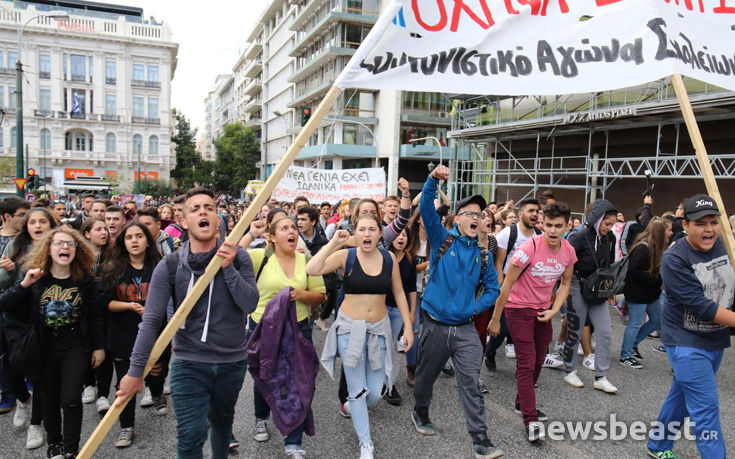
47 443 63 458
633 347 644 360
484 352 496 372
514 404 548 421
63 451 78 459
471 432 504 458
652 344 666 354
526 422 545 442
411 407 437 435
383 385 402 406
152 395 168 416
441 362 455 377
619 357 643 369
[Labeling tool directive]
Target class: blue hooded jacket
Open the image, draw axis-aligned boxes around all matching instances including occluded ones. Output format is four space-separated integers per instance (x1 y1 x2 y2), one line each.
420 175 500 324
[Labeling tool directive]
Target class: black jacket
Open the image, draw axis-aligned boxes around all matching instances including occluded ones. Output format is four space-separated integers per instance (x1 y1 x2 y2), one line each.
623 243 662 304
0 273 105 353
568 199 617 281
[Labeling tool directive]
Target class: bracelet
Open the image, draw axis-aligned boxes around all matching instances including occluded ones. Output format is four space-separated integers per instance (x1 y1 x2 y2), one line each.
402 194 410 198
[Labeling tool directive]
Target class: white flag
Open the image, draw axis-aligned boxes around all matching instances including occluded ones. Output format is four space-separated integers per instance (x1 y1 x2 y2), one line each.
335 0 735 95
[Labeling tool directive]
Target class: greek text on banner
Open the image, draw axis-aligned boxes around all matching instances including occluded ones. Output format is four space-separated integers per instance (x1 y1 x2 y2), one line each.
271 166 386 204
335 0 735 95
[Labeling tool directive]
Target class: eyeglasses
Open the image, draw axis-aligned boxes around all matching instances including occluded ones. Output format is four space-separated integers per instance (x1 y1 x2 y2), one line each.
51 240 77 248
52 200 66 205
458 211 483 218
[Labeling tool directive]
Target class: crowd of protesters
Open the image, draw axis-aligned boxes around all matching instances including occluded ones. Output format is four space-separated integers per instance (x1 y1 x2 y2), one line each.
0 166 732 459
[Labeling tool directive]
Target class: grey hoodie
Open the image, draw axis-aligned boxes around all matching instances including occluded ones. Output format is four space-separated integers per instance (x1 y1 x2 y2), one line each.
128 240 259 378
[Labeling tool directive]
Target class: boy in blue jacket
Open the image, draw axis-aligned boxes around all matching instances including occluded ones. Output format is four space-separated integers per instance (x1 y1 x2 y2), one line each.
411 165 502 459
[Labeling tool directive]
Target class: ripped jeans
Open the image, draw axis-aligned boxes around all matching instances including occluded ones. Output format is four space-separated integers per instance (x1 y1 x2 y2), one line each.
336 332 386 445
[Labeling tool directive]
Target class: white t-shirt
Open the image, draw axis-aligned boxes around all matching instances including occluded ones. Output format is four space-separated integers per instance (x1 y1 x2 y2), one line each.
416 239 428 292
495 224 534 274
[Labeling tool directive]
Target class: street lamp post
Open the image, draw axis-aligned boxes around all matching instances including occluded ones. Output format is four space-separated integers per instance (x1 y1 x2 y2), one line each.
0 8 69 195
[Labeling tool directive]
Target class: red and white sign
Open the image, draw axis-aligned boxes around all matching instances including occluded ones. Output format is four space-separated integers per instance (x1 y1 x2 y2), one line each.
336 0 735 95
134 171 159 180
65 168 94 179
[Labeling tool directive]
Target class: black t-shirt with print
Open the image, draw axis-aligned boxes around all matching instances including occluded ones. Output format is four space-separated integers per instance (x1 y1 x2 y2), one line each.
39 276 83 328
106 264 152 358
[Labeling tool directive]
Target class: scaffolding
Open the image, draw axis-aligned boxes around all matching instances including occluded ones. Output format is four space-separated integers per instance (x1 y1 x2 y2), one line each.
445 78 735 214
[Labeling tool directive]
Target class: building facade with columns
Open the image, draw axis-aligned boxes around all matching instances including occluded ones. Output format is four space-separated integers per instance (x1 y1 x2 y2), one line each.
0 0 177 194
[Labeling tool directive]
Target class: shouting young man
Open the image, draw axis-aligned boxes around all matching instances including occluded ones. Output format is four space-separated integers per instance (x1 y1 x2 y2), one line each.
489 203 576 442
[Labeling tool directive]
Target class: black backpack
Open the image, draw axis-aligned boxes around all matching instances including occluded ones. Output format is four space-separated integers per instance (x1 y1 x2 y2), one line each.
503 224 542 269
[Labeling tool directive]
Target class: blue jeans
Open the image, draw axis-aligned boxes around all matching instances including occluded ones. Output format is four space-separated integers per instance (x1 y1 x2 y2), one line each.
406 297 422 366
170 359 247 459
620 298 662 359
247 317 311 447
387 306 402 352
337 332 386 445
648 345 725 458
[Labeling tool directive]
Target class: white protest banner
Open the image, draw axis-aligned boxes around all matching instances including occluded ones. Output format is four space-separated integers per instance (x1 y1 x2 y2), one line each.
271 166 386 204
335 0 735 95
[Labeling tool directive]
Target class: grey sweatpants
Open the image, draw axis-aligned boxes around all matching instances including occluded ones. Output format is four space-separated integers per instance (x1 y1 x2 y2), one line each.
561 280 612 378
413 318 487 436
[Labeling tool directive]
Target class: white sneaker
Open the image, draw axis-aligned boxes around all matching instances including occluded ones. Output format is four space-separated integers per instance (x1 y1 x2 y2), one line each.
505 344 516 359
542 353 564 369
359 442 375 459
253 419 270 442
95 396 111 414
593 377 618 394
554 341 563 353
577 345 584 356
163 376 171 395
315 318 329 332
563 371 584 388
140 387 153 407
13 397 31 427
82 385 97 404
26 424 44 449
583 354 596 371
526 421 545 442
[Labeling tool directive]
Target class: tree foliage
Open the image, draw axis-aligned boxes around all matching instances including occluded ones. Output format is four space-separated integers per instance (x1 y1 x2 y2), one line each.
213 123 259 193
140 179 173 197
171 113 214 191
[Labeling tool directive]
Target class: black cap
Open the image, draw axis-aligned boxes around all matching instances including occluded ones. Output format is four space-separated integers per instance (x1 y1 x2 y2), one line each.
684 194 721 221
455 194 486 214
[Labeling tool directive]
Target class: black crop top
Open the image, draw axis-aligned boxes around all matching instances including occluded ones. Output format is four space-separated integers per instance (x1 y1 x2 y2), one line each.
343 254 392 295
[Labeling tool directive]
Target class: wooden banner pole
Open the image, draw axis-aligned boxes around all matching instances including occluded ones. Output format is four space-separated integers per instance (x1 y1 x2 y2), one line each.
671 74 735 263
77 84 343 458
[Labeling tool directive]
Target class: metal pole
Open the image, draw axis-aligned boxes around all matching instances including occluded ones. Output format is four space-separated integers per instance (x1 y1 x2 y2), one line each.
137 148 141 194
43 115 46 192
15 59 23 196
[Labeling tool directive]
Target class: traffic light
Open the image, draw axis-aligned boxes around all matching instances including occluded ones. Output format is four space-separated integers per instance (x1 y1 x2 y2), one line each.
300 107 311 126
27 168 36 189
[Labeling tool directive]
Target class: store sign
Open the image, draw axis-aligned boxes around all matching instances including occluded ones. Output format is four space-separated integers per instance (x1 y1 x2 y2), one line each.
134 171 159 180
65 168 94 179
564 107 637 124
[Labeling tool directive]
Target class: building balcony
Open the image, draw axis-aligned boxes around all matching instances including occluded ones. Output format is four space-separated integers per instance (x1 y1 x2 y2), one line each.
292 0 379 32
246 116 262 130
289 46 353 83
34 109 53 117
289 79 333 109
39 71 50 79
106 77 116 85
297 143 376 160
0 67 14 76
132 79 161 88
399 143 471 160
132 116 160 125
290 8 377 58
401 109 452 126
57 111 68 118
243 97 261 114
243 77 262 96
243 37 262 61
70 74 86 82
243 58 262 79
101 114 120 122
61 149 93 160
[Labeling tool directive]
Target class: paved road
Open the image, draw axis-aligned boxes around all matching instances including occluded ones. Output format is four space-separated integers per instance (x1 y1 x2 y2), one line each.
1 309 733 458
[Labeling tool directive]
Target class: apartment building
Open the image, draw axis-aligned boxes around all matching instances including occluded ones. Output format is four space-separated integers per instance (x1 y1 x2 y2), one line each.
0 0 178 193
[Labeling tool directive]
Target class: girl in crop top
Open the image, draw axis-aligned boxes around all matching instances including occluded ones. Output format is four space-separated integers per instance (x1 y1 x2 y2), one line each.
306 214 413 459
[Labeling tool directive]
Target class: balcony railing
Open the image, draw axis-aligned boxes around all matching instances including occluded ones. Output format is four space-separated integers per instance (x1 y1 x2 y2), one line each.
0 67 14 76
39 71 50 79
106 77 116 85
101 114 120 122
57 111 68 118
70 112 88 120
34 109 53 117
70 74 86 82
131 79 161 88
132 116 160 125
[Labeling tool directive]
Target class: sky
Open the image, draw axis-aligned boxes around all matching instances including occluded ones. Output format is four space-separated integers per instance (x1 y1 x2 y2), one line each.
97 0 270 137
